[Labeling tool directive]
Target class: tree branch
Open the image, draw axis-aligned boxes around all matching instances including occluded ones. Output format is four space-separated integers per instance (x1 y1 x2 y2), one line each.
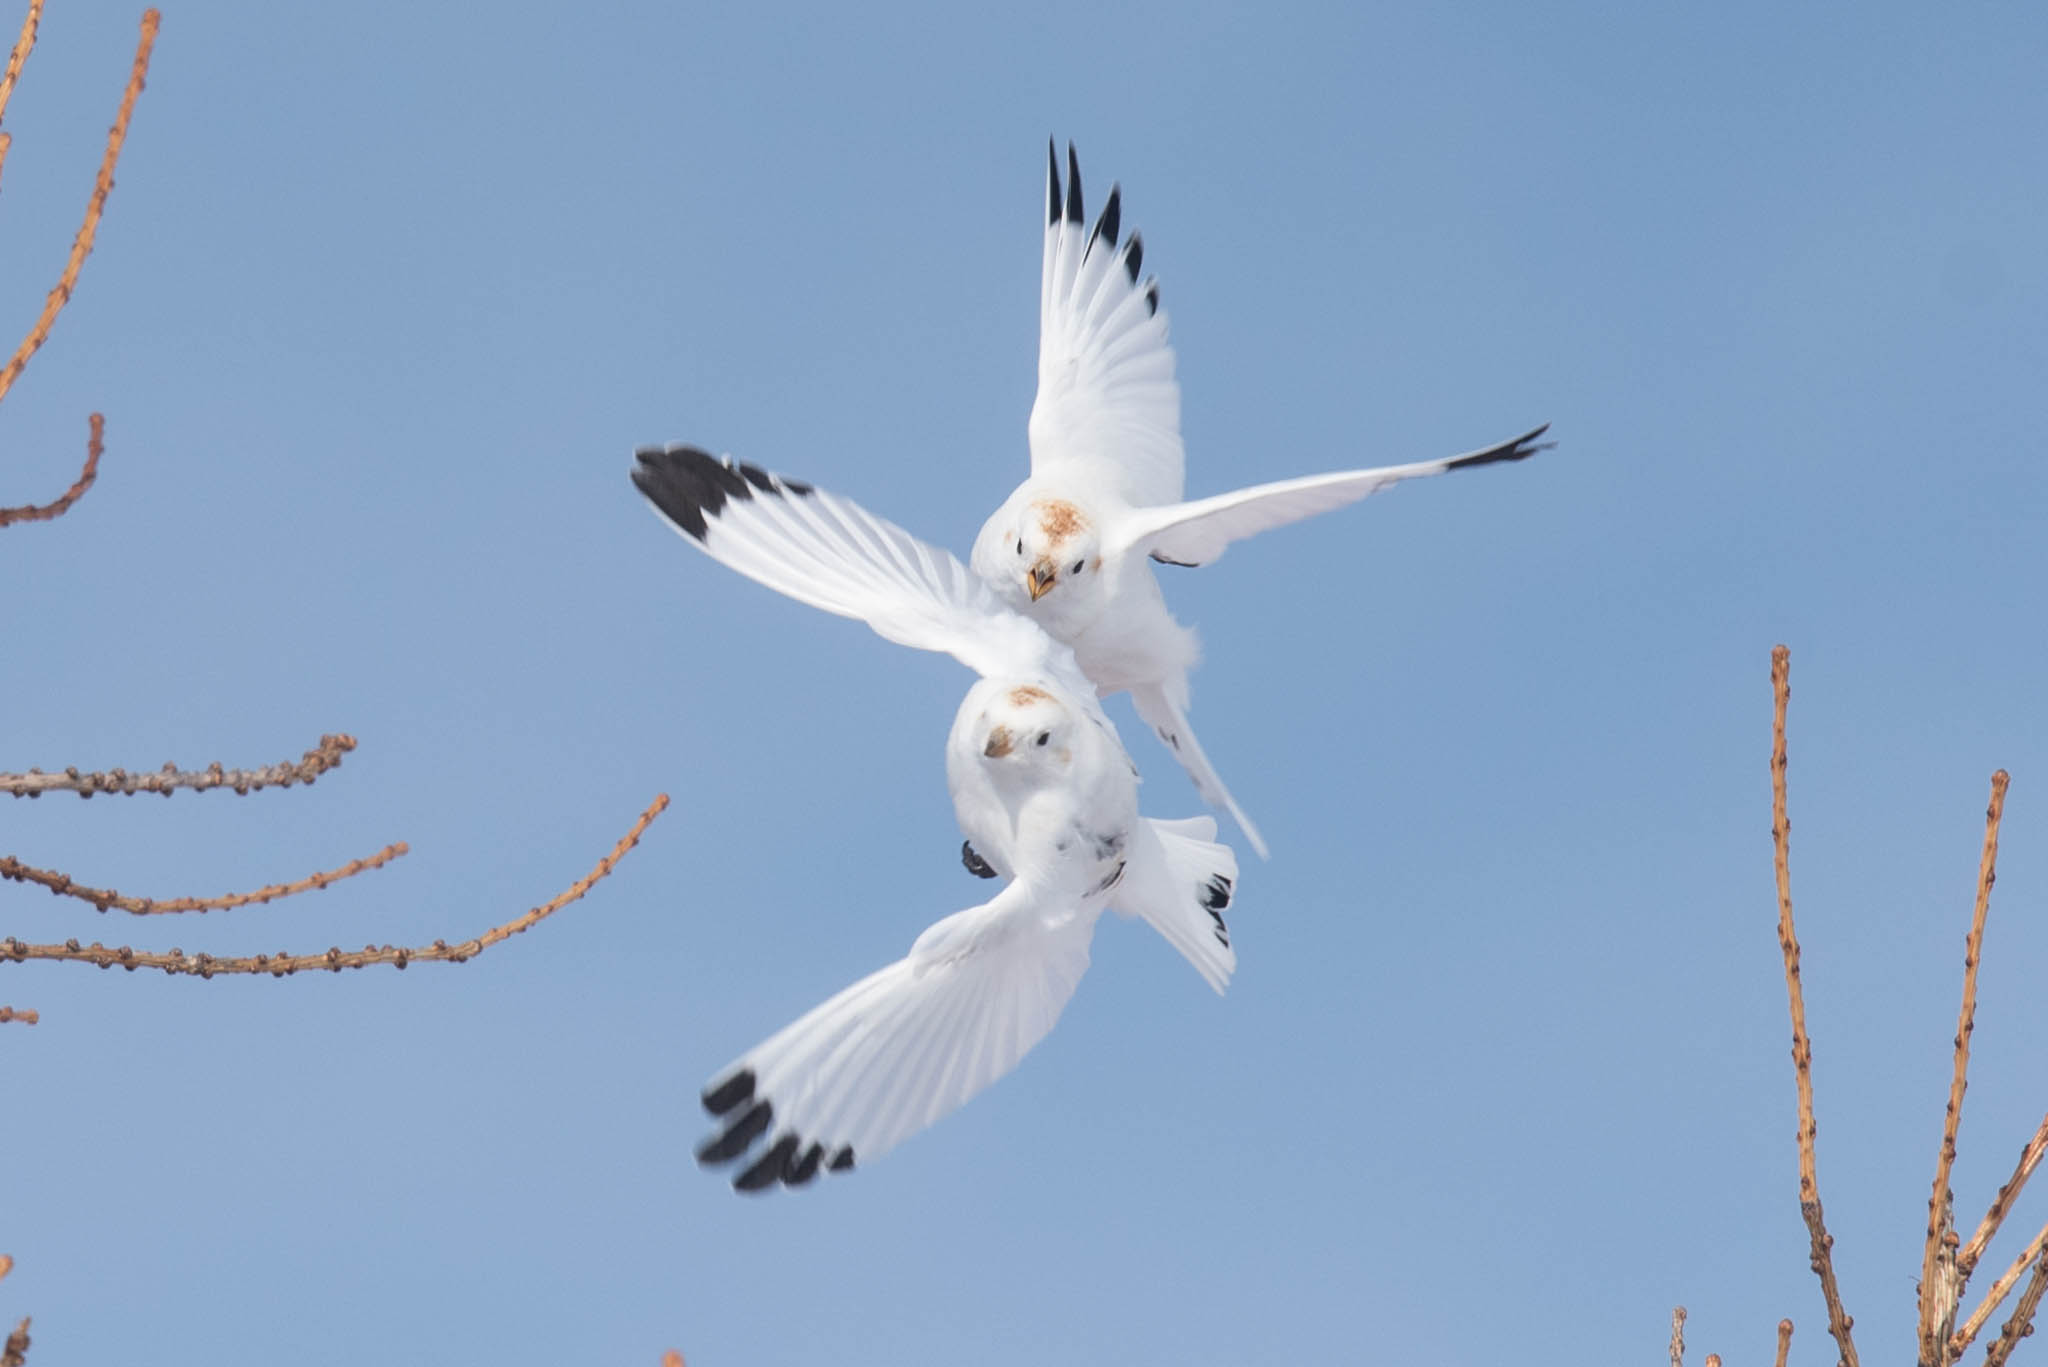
1983 1240 2048 1367
0 793 666 977
1771 646 1860 1367
0 8 156 414
1669 1305 1686 1367
0 1006 34 1024
1959 1111 2048 1280
0 1317 24 1367
1917 769 2010 1365
0 0 41 130
1774 1319 1793 1367
2 733 357 799
0 412 100 528
2 841 406 914
1953 1221 2048 1360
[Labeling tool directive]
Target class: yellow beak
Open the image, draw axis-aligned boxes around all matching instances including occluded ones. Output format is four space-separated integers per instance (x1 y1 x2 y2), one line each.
1026 564 1055 601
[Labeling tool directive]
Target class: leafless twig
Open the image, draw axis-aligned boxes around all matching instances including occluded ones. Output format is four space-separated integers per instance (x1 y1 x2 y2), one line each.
1774 1319 1794 1367
1986 1242 2048 1367
1961 1113 2048 1281
0 793 666 977
0 0 41 128
1771 646 1861 1367
0 413 100 527
0 1006 36 1024
1954 1222 2048 1360
1 734 357 799
0 1317 24 1367
0 7 156 414
2 842 407 915
1670 1306 1686 1367
1918 769 2010 1365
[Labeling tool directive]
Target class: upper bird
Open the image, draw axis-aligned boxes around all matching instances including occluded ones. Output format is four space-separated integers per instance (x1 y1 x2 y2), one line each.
969 143 1552 856
632 446 1238 1192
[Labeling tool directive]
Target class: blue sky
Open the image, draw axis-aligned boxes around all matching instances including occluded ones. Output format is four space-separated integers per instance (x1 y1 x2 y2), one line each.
4 3 2045 1363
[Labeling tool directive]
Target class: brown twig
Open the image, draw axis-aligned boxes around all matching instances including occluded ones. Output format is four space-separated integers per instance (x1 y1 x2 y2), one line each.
0 1006 35 1024
1954 1221 2048 1359
1670 1306 1686 1367
1984 1240 2048 1367
0 793 667 976
0 0 40 128
2 841 407 914
1703 1356 1721 1367
1 733 356 799
1774 1319 1794 1367
0 1318 24 1367
1960 1112 2048 1280
1917 770 2010 1365
0 412 100 527
1771 646 1860 1367
661 1353 684 1367
0 8 156 414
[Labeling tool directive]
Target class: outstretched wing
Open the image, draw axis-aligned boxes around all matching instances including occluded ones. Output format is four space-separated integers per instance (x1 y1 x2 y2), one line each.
1027 142 1184 508
1112 424 1552 569
695 881 1097 1191
634 445 1067 685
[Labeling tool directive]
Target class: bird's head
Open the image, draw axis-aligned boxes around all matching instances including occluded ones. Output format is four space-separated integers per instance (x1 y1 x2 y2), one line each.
1007 499 1103 611
973 683 1074 781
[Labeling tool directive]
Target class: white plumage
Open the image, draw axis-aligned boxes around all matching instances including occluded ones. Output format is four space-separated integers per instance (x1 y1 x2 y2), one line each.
971 142 1552 856
633 447 1236 1191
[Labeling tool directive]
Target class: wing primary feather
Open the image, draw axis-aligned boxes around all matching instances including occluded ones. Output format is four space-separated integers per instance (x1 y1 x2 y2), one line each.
702 1068 755 1117
1089 185 1121 259
1046 138 1061 226
1123 232 1143 283
695 1097 773 1165
1064 142 1083 224
1444 422 1553 470
1145 281 1160 315
734 1133 801 1193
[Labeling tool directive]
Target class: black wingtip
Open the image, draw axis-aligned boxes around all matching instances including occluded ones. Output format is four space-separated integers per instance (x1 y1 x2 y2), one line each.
695 1098 773 1166
1089 185 1121 258
1144 281 1160 316
734 1133 802 1193
1123 232 1143 284
1064 143 1083 225
632 444 755 542
1046 139 1061 226
1445 422 1553 472
961 841 999 879
828 1146 856 1172
702 1068 756 1117
784 1142 826 1187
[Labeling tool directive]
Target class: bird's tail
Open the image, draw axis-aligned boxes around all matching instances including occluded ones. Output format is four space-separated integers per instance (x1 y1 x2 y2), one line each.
1114 814 1239 994
1129 680 1268 858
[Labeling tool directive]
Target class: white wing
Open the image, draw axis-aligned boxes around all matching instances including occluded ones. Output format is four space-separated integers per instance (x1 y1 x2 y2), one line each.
634 445 1072 688
1027 142 1184 509
694 880 1097 1191
1112 424 1552 569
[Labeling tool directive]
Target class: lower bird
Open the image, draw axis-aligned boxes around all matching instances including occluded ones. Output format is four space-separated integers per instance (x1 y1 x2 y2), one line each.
633 445 1237 1192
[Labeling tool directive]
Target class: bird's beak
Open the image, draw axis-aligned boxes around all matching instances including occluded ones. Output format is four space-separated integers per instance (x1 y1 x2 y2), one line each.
982 726 1014 758
1026 563 1056 601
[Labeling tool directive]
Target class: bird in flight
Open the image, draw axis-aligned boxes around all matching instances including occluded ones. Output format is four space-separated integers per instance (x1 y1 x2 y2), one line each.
970 142 1551 856
632 446 1238 1192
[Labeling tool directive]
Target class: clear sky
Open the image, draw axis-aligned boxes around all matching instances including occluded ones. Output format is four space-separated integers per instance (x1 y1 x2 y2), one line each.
4 3 2045 1363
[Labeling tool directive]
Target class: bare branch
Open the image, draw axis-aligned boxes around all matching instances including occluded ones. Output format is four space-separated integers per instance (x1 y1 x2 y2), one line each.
2 841 407 914
0 8 157 414
2 733 356 799
1918 770 2010 1365
0 1254 10 1282
1670 1306 1686 1367
1774 1319 1793 1367
0 1317 24 1367
0 793 667 977
0 413 101 528
1703 1356 1721 1367
0 1006 35 1024
0 130 12 193
1983 1240 2048 1367
1960 1112 2048 1280
661 1353 684 1367
0 0 41 128
1953 1221 2048 1359
1771 646 1860 1367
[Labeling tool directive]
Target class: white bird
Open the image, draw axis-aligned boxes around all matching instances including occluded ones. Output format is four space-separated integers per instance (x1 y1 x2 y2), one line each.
632 445 1238 1192
969 143 1552 856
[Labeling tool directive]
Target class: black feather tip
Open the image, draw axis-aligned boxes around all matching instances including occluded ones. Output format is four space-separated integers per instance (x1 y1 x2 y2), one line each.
1064 142 1083 225
1046 139 1061 226
1089 185 1121 259
632 445 810 543
1444 422 1554 472
961 841 999 879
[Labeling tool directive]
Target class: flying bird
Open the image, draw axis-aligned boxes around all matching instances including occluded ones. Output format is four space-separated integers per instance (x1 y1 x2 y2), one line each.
632 445 1238 1192
969 142 1552 856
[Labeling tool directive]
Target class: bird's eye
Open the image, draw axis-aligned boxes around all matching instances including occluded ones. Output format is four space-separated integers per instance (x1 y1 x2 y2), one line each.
1072 560 1085 574
1015 539 1023 555
1035 731 1050 746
